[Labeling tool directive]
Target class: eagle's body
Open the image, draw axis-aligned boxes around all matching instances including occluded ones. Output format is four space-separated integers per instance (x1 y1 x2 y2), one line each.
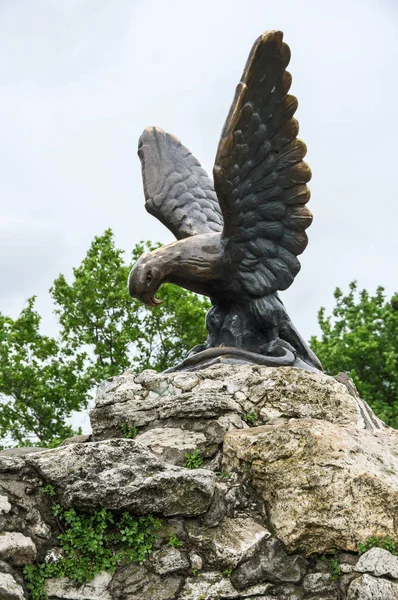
128 31 322 372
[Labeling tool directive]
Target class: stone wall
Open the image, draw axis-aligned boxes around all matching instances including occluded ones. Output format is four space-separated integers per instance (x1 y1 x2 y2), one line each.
1 365 398 599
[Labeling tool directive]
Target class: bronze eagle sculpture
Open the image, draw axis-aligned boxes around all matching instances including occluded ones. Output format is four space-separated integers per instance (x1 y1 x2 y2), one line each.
128 30 322 373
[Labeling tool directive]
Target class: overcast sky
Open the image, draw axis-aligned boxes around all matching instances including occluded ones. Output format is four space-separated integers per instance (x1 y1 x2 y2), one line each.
1 0 398 348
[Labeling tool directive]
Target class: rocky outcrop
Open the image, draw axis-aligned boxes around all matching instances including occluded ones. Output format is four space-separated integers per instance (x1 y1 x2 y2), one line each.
25 439 215 517
223 419 398 554
1 364 398 599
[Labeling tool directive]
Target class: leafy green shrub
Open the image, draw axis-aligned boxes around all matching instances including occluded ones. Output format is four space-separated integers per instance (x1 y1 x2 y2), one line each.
357 535 398 555
24 503 161 599
183 449 202 469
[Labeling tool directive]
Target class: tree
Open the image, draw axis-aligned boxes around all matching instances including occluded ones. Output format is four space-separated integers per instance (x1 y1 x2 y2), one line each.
0 230 210 447
310 282 398 428
0 298 89 446
50 230 211 379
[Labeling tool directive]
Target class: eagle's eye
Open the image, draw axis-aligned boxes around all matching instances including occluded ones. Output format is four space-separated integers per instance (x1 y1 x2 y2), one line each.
146 273 152 285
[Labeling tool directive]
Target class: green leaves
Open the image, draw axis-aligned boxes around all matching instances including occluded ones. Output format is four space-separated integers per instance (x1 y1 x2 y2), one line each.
24 504 161 599
0 297 89 446
242 411 258 425
310 282 398 427
357 535 398 555
183 449 203 469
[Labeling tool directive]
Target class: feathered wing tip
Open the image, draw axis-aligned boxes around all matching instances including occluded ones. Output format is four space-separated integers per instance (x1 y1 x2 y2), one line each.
213 30 313 298
138 126 223 240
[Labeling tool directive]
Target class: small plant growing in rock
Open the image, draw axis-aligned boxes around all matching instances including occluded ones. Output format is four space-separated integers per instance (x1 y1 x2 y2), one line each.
168 533 184 548
184 449 202 469
223 568 233 578
215 471 231 480
121 422 138 439
321 552 343 580
242 411 258 425
42 484 56 497
191 568 198 577
357 535 398 555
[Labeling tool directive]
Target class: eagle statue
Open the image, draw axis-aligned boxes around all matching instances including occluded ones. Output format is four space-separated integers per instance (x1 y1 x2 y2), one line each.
128 30 322 373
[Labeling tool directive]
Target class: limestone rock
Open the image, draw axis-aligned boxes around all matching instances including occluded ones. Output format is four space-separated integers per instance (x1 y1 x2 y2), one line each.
347 573 398 599
356 547 398 578
61 434 92 446
137 427 213 465
223 419 398 554
2 364 396 599
0 495 11 515
303 572 337 595
0 532 36 566
108 563 182 599
46 572 112 600
90 365 370 444
189 553 203 571
185 517 270 569
178 571 273 599
25 439 215 516
0 451 53 541
230 538 307 589
0 573 25 600
150 546 190 574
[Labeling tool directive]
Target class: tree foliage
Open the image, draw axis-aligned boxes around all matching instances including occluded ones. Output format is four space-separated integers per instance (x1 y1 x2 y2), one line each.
310 282 398 427
0 298 88 446
50 230 210 378
0 230 210 446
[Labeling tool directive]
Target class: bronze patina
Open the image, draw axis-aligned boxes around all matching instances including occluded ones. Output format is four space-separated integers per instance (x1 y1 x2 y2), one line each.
128 31 322 373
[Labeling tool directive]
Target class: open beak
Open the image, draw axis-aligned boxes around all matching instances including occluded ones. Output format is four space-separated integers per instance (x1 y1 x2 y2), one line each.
142 292 163 307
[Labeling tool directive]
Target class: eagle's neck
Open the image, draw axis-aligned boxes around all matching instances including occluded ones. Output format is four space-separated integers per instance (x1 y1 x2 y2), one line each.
159 233 227 296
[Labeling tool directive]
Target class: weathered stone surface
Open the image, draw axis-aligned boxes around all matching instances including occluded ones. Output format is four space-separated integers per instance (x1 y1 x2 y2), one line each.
25 439 215 516
189 553 203 571
178 572 273 599
223 419 398 554
0 453 53 541
185 517 270 568
90 365 370 442
0 447 47 458
150 546 189 574
355 547 398 578
0 532 36 566
46 572 112 600
0 495 11 515
3 364 396 599
108 564 182 599
230 538 307 589
347 573 398 599
0 572 25 600
137 427 214 465
303 572 337 595
61 434 92 446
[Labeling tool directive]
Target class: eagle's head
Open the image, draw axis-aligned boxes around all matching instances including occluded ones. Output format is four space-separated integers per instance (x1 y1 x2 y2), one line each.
128 252 164 307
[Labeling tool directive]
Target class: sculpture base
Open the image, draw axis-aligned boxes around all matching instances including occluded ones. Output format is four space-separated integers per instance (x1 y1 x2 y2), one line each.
2 364 396 600
164 345 320 373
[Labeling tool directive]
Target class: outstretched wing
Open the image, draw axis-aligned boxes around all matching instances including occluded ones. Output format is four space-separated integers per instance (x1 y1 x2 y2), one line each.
138 127 223 240
213 31 312 297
